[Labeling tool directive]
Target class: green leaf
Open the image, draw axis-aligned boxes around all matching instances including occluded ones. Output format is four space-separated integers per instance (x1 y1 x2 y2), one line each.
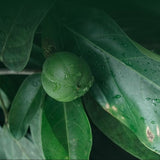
0 126 43 159
9 74 45 139
0 0 54 71
30 108 45 159
44 3 160 154
41 96 92 159
84 94 160 160
0 88 10 109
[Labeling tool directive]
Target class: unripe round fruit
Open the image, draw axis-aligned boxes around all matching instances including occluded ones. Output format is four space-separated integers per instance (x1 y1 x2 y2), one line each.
41 52 94 102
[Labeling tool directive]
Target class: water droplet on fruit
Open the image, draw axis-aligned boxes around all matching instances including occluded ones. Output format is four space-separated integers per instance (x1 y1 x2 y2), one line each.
52 82 60 91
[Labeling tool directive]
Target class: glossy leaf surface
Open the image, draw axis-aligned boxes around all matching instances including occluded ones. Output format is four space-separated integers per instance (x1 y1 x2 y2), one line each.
0 0 54 71
41 96 92 159
9 74 45 139
84 95 160 160
0 126 42 159
44 3 160 154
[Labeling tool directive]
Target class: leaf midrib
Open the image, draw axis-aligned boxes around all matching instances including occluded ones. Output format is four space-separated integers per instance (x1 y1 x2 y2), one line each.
63 102 70 159
64 25 160 91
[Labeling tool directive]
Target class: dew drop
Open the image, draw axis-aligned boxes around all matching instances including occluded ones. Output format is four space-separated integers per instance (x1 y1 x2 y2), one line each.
152 99 157 106
145 97 151 101
151 121 155 124
152 103 157 106
52 82 59 90
140 117 145 122
32 81 39 87
154 98 160 103
154 110 158 113
113 95 121 99
125 61 132 67
65 74 68 79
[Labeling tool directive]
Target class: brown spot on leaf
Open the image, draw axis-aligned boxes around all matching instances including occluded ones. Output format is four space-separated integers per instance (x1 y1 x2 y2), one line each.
146 126 154 142
121 116 125 120
157 125 160 136
112 106 118 112
104 103 110 111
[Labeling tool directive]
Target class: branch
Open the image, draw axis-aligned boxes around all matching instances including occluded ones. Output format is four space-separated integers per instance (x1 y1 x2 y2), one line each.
0 69 41 75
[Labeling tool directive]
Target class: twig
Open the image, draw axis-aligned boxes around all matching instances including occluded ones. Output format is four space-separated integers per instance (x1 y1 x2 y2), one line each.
0 69 41 75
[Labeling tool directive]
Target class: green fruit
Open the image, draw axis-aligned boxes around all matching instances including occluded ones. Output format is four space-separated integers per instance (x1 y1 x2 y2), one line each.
41 52 94 102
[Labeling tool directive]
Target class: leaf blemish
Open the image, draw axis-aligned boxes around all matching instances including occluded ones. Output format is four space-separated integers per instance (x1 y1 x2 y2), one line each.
112 106 117 112
104 103 110 111
146 126 154 142
157 125 160 136
121 116 125 120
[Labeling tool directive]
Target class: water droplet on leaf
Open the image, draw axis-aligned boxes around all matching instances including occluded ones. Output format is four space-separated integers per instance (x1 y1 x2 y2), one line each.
65 74 68 79
154 98 160 103
113 95 121 99
140 117 145 123
32 81 39 87
146 97 151 101
151 121 155 124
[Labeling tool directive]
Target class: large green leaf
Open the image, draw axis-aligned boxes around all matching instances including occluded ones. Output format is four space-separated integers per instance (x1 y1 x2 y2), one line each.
84 94 160 160
41 96 92 159
0 0 54 71
0 126 43 159
9 74 45 139
43 3 160 154
30 108 45 159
